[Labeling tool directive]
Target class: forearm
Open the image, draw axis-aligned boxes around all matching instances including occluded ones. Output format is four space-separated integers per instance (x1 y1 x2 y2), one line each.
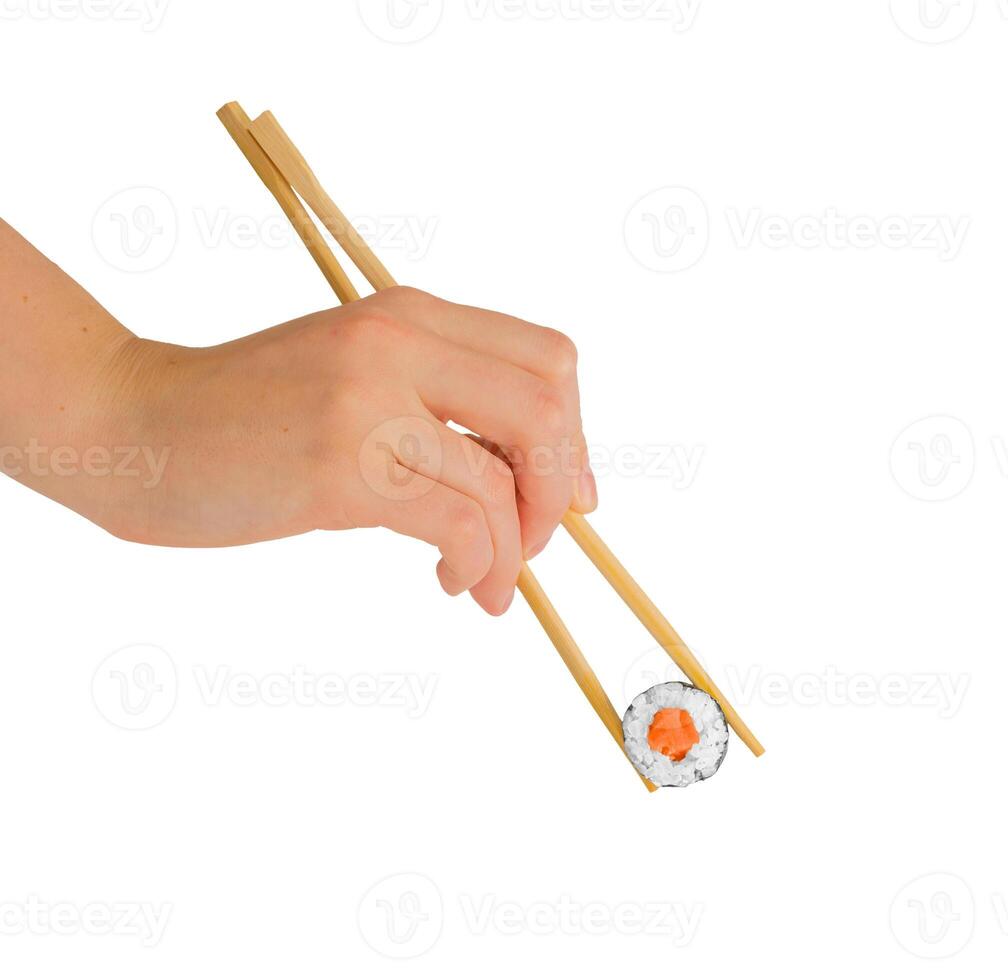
0 219 166 533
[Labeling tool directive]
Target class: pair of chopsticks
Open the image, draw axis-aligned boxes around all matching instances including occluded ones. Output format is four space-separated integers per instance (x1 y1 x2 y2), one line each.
217 102 764 791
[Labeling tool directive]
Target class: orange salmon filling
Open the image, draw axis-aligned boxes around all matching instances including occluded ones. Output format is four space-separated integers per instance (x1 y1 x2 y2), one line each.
647 708 700 761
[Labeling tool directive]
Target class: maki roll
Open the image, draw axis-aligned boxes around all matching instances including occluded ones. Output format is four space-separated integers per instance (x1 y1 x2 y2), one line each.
622 681 729 787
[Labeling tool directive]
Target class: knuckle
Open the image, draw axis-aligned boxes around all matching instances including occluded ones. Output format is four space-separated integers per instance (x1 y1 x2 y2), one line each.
447 501 493 582
323 379 369 423
331 312 379 350
374 285 438 317
481 458 517 509
336 308 412 351
448 499 486 550
542 328 578 380
531 383 569 442
384 284 431 305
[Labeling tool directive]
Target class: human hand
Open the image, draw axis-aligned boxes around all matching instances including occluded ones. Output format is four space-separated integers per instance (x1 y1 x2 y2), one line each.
104 287 597 614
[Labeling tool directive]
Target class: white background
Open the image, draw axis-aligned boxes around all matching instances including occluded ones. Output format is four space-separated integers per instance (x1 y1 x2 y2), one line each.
1 0 1005 975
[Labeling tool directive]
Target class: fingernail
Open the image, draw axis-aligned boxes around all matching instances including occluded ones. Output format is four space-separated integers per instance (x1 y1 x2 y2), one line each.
575 468 598 513
499 590 515 615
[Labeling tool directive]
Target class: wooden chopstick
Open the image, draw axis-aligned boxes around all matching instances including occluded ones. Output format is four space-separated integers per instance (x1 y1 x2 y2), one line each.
217 102 359 304
518 566 656 791
248 111 396 293
221 104 655 791
563 513 764 756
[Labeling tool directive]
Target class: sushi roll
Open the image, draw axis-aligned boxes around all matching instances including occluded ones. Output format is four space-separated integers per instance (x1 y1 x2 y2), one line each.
622 681 729 787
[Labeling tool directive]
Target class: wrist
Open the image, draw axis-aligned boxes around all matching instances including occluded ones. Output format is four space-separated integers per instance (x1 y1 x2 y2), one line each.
58 334 185 542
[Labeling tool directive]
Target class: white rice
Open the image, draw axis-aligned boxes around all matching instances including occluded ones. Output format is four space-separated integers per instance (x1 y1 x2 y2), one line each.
622 681 729 787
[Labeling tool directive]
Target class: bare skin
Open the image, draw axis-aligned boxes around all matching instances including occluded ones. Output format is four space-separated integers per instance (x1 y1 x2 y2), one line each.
0 219 597 615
